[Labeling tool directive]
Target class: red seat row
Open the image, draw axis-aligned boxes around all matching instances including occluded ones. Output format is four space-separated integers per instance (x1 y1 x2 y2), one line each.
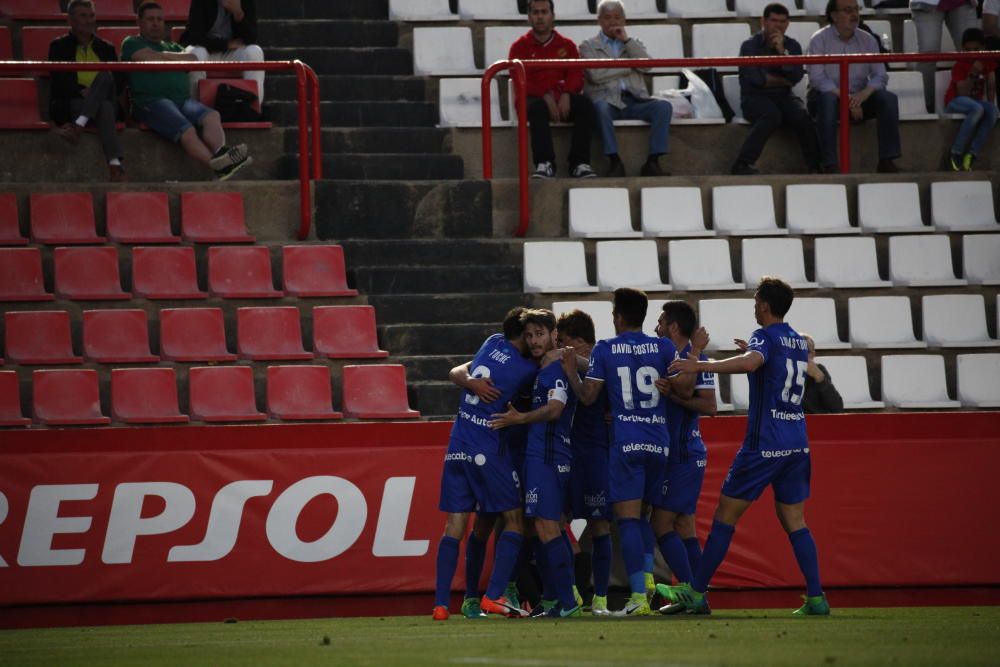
0 0 189 22
2 306 387 364
0 364 419 427
0 245 356 300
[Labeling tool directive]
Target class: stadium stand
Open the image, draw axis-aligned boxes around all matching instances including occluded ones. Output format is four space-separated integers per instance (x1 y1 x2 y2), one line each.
712 185 788 236
266 365 344 420
82 309 160 363
812 355 885 410
4 310 82 365
962 234 1000 285
735 0 804 17
786 297 850 349
956 353 1000 408
691 23 751 71
595 240 671 292
881 354 961 409
2 79 57 128
389 0 457 21
848 296 927 349
19 26 64 64
458 0 521 21
569 188 641 238
341 365 420 419
551 300 615 340
887 235 967 287
207 246 284 298
31 368 111 425
930 181 999 231
313 305 389 359
236 306 313 360
785 184 858 235
53 246 131 300
697 298 758 351
0 27 11 62
921 294 997 348
110 367 189 424
857 182 931 233
740 238 818 289
180 192 254 243
131 247 208 299
667 239 742 291
729 371 750 410
282 245 358 297
159 308 237 362
523 241 597 293
30 192 103 244
713 374 734 412
814 236 892 288
188 366 267 422
886 71 937 121
438 78 505 128
0 248 54 301
666 0 734 19
106 192 181 244
0 370 30 427
0 193 27 245
412 27 479 76
641 187 713 237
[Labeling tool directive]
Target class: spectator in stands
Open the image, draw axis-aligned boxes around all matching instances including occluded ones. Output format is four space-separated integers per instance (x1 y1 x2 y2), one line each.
181 0 266 104
806 0 902 173
509 0 597 179
909 0 979 110
731 2 820 175
579 0 672 177
49 0 127 182
943 28 997 171
800 334 843 414
122 2 252 180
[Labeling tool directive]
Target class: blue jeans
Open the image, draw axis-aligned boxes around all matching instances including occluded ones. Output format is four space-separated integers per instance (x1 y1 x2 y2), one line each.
945 96 999 157
137 97 214 143
807 88 901 169
593 94 672 156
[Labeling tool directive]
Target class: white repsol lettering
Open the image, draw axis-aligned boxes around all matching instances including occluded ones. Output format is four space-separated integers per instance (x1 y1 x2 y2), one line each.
265 476 367 563
17 484 99 567
103 482 197 564
168 480 274 563
373 477 429 557
0 491 7 567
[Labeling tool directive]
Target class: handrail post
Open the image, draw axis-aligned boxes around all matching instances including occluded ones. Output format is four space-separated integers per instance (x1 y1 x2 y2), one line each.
838 60 851 174
481 62 509 180
511 60 530 238
295 61 311 241
308 65 322 180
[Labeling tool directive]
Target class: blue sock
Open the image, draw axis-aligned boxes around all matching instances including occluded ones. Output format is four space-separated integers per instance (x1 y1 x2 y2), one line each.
684 536 702 574
692 520 735 594
617 517 647 595
641 519 655 574
657 531 693 584
560 531 576 588
532 536 555 600
485 531 523 600
789 528 823 597
542 537 578 610
464 533 487 599
591 533 612 597
435 535 460 607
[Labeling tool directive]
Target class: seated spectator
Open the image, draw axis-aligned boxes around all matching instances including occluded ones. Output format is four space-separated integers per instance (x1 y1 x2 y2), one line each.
181 0 266 104
732 2 820 175
122 2 252 180
943 28 997 171
800 334 843 414
806 0 902 173
49 0 127 181
579 0 672 177
509 0 596 179
909 0 978 111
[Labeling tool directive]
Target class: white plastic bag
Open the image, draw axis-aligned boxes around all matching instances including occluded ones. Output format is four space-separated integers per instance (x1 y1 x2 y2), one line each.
680 68 723 119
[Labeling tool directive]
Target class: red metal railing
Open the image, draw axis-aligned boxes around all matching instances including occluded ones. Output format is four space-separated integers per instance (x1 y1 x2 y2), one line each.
482 51 991 237
0 60 321 240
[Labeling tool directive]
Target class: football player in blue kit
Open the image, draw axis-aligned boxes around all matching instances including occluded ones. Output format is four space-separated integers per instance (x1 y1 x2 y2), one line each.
563 288 697 616
659 277 830 616
433 308 540 621
652 301 717 614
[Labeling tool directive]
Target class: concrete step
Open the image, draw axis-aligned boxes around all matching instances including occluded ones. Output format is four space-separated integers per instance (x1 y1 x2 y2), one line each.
257 0 388 20
409 380 461 420
352 265 521 295
380 322 497 356
258 20 398 48
269 75 428 103
340 239 522 267
264 47 412 76
284 127 450 155
367 294 526 325
264 101 437 127
397 354 469 382
319 154 464 181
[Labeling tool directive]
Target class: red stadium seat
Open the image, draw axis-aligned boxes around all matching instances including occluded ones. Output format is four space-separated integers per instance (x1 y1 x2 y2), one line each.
106 192 179 244
95 25 137 53
158 0 190 21
181 192 254 243
0 371 30 427
0 0 64 20
54 246 131 300
282 245 358 297
0 26 12 61
188 366 266 422
82 309 159 363
111 368 189 424
95 0 139 21
30 192 103 244
0 79 51 129
32 369 111 426
0 193 28 245
207 246 283 298
5 310 82 365
19 26 65 63
131 246 208 299
313 306 389 359
266 365 344 420
171 26 185 43
341 365 420 419
159 307 237 362
236 307 313 360
0 248 54 301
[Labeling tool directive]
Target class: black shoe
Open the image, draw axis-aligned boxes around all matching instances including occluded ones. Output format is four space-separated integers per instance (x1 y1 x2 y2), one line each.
730 161 759 176
605 154 625 177
877 159 901 173
640 158 669 177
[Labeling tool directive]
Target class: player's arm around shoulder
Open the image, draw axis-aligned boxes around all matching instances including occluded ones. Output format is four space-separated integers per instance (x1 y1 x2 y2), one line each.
669 330 764 377
488 362 566 429
562 347 602 406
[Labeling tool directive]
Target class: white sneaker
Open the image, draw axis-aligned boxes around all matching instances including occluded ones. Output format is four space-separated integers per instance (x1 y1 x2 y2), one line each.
532 161 555 179
571 163 597 178
209 143 250 171
591 594 611 617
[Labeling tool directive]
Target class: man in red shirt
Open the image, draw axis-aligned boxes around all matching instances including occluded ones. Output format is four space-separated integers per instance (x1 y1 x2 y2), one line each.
509 0 596 178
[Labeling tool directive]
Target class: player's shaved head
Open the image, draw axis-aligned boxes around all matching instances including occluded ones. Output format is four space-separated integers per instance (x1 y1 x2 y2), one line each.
613 288 648 329
756 276 794 318
502 306 528 339
660 301 697 338
556 309 596 345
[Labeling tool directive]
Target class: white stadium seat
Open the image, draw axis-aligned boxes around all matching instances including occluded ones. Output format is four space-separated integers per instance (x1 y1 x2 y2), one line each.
868 0 907 14
848 296 927 349
712 185 788 236
668 239 743 291
552 0 593 20
729 372 750 410
804 0 873 15
692 23 752 71
921 294 997 348
814 237 891 288
621 0 664 19
962 234 1000 285
438 78 504 127
722 75 745 122
956 354 1000 408
643 299 667 336
641 187 712 237
569 188 641 239
881 355 960 409
935 69 959 115
552 300 615 341
484 26 526 69
413 27 479 76
523 241 597 293
667 0 733 18
595 240 671 292
459 0 522 20
786 297 849 350
714 374 734 412
813 356 885 409
858 182 931 233
786 184 859 235
389 0 457 21
887 70 936 120
784 22 822 49
740 238 818 289
735 0 803 17
625 24 684 72
888 235 967 287
930 181 1000 232
698 298 758 351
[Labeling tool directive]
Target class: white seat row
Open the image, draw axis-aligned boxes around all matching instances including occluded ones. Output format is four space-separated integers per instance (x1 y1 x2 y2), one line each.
565 184 999 238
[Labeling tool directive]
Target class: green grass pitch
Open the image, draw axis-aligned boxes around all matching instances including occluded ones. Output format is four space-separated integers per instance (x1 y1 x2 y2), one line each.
1 607 998 667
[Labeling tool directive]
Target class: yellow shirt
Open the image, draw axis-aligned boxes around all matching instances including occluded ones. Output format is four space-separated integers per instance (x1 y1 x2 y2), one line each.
75 40 99 88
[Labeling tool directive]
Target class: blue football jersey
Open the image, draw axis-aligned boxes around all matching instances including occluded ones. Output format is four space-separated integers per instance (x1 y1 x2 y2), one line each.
587 331 678 449
743 323 809 452
451 334 538 450
571 379 609 451
665 343 714 463
526 361 577 463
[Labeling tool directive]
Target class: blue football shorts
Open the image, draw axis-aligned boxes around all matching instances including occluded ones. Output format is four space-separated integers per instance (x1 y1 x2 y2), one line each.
523 456 571 522
661 456 708 515
438 434 522 514
720 447 811 505
608 442 669 507
570 446 611 521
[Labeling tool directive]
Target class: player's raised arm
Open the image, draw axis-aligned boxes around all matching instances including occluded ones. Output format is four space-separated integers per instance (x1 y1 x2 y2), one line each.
562 347 603 405
448 361 501 403
670 349 764 376
488 395 565 430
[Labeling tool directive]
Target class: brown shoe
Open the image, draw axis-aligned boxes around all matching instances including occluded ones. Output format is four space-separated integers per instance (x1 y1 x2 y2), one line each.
605 154 625 178
58 122 83 144
640 158 670 177
108 164 128 182
876 159 900 173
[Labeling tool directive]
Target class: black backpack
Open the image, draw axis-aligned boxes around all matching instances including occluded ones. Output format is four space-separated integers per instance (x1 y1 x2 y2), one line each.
214 83 263 122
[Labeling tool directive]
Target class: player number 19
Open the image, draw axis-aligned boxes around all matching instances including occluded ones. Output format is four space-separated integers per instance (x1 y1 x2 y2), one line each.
781 359 808 405
617 366 661 410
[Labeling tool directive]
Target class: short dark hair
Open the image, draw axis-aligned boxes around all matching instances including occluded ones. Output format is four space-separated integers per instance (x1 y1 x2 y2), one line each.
556 309 596 345
527 0 554 12
67 0 95 14
660 301 698 338
613 288 647 329
756 276 794 318
961 27 985 47
763 2 790 18
137 1 162 18
825 0 847 24
521 308 557 332
502 307 527 339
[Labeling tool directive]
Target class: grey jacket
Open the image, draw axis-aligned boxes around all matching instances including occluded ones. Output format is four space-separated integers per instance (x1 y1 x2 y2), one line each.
578 33 653 109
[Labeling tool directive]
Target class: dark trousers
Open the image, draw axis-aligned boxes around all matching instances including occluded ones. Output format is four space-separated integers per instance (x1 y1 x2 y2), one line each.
526 93 594 169
68 71 122 163
807 88 901 168
737 94 820 169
